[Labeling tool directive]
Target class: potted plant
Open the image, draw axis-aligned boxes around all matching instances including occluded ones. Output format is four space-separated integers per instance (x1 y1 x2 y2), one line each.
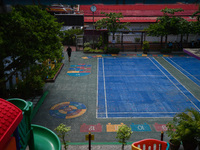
142 41 150 54
166 123 181 150
166 108 200 150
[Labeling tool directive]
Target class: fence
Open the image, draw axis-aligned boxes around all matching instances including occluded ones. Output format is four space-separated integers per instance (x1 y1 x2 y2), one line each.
108 32 200 52
82 31 200 52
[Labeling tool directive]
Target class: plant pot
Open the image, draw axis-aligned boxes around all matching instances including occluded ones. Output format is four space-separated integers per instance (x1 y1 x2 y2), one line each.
169 139 181 150
182 139 198 150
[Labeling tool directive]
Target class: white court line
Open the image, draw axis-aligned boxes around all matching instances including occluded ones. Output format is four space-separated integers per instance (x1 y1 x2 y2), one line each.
101 75 165 77
164 57 200 105
165 57 200 87
102 58 108 118
98 112 179 114
96 58 99 118
98 57 200 118
149 57 200 111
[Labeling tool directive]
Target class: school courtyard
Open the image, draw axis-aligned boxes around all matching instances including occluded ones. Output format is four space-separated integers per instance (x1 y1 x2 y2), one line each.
31 48 200 150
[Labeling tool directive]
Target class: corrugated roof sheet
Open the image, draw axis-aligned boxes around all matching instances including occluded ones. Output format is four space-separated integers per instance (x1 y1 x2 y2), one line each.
84 16 196 23
80 4 199 23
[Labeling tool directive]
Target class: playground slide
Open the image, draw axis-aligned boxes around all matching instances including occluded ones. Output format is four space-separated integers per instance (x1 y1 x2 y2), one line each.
31 124 61 150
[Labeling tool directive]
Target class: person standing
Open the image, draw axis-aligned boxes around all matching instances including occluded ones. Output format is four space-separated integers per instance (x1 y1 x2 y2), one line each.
67 46 72 62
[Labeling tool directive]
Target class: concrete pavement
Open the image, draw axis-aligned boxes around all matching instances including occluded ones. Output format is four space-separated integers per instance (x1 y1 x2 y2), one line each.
31 50 180 149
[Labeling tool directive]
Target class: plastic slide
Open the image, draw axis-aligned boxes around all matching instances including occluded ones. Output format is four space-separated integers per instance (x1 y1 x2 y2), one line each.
31 124 61 150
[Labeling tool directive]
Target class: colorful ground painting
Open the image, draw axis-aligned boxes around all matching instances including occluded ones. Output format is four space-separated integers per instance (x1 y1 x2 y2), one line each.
49 102 86 119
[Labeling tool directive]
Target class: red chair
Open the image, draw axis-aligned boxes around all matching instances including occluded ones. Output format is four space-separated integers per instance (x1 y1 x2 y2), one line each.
132 139 169 150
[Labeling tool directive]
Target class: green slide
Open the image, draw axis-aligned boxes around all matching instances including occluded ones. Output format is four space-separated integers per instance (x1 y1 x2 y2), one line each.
31 124 61 150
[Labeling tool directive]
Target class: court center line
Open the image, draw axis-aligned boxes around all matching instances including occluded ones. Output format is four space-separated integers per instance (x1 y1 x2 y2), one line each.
150 57 200 111
102 58 108 118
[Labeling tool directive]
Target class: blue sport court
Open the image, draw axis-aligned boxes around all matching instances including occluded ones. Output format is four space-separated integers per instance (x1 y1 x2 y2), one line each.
97 56 200 118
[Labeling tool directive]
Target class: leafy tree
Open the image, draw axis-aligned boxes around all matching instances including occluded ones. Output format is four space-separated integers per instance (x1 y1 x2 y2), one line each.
192 4 200 21
145 8 184 48
191 5 200 35
55 123 71 150
95 12 129 41
116 125 133 150
190 21 200 35
0 5 63 98
60 28 83 45
179 19 191 37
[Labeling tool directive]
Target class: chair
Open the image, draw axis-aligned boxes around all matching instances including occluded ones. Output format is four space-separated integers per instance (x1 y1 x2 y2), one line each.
132 139 169 150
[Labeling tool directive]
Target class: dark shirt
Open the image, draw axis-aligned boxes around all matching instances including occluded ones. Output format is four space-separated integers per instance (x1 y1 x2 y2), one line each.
67 47 72 57
67 47 72 53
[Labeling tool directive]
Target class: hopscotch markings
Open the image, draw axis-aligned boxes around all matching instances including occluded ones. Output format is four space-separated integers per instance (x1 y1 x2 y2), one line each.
131 123 151 132
79 122 168 133
154 123 168 132
106 123 125 132
67 64 91 77
82 57 89 59
80 123 102 132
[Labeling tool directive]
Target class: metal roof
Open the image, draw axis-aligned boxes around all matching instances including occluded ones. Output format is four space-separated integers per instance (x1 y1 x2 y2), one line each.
80 4 199 23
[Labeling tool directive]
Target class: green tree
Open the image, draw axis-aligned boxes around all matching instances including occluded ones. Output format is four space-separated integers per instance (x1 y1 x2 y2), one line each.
0 5 63 98
146 8 184 48
60 28 83 45
190 21 200 35
191 5 200 35
95 12 129 41
116 125 133 150
55 123 71 150
179 19 191 41
192 4 200 21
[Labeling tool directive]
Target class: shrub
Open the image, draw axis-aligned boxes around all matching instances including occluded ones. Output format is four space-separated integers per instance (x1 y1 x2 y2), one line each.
142 41 150 54
106 47 120 54
14 74 45 98
142 41 150 50
135 38 140 43
83 47 92 52
47 63 63 79
84 42 91 47
84 47 104 53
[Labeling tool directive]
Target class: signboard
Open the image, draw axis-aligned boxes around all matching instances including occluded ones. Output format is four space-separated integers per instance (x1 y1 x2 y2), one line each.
85 133 94 141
